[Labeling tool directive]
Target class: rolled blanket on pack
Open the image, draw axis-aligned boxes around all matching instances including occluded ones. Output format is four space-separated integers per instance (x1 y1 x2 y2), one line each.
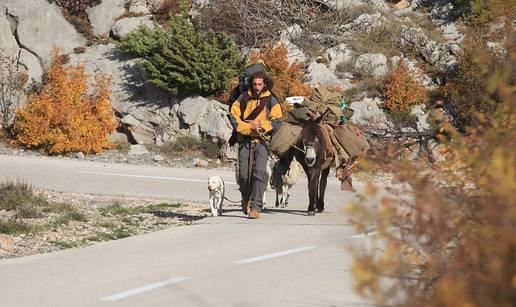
333 122 370 158
270 122 303 157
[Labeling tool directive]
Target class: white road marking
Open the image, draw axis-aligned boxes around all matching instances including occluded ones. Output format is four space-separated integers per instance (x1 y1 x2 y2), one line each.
100 277 191 301
78 170 238 185
236 246 317 264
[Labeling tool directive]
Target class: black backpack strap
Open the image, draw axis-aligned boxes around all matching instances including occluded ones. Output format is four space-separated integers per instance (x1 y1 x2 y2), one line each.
239 92 269 121
239 92 250 119
244 96 267 121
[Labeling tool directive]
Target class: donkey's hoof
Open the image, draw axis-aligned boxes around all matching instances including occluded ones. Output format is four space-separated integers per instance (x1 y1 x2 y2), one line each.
307 211 316 216
317 208 324 213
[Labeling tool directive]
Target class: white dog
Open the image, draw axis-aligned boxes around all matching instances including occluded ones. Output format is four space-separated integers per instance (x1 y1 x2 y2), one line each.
208 176 225 216
271 157 302 208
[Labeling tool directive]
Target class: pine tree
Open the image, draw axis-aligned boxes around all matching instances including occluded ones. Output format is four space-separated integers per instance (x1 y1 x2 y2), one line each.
117 14 240 97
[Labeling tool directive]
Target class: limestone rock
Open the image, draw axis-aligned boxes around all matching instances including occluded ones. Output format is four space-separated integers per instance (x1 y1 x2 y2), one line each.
18 49 43 84
4 0 86 67
128 144 149 155
307 62 353 89
111 16 155 39
86 0 126 37
355 53 388 78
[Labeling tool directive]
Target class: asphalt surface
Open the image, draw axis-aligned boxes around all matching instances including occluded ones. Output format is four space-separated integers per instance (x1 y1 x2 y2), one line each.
0 155 374 307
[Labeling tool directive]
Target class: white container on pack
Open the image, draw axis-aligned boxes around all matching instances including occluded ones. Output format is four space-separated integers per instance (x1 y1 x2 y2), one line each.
285 96 305 110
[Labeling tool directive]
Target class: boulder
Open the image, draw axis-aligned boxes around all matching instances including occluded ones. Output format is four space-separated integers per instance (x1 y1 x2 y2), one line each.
108 131 130 144
410 104 430 132
307 62 353 89
344 13 383 33
68 44 171 114
278 25 307 65
3 0 86 67
86 0 126 37
394 0 410 9
441 22 463 43
128 0 150 14
326 43 352 71
18 49 43 84
75 152 85 160
111 16 155 39
400 25 457 71
350 97 392 132
0 234 14 253
177 96 233 142
329 0 389 12
198 102 232 141
193 158 209 168
355 53 388 78
128 144 150 155
0 14 19 55
121 114 156 144
178 96 211 126
430 1 455 25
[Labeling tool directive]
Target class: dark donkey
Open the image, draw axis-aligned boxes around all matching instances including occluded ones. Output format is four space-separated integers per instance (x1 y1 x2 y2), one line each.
292 118 334 216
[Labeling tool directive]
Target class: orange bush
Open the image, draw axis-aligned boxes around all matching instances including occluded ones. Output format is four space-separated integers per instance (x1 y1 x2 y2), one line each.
249 44 312 103
349 32 516 307
14 50 116 154
382 61 426 113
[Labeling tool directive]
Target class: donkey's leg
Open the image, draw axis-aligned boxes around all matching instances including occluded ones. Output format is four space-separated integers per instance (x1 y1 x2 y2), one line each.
275 184 282 208
317 167 331 213
308 169 322 216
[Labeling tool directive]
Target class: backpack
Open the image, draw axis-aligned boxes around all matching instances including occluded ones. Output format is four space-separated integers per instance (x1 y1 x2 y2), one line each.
228 63 271 104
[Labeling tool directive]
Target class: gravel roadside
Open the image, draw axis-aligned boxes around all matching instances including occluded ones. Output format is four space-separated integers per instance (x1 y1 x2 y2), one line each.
0 141 234 259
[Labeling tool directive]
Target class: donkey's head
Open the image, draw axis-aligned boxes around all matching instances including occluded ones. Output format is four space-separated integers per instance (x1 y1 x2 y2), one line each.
300 121 324 168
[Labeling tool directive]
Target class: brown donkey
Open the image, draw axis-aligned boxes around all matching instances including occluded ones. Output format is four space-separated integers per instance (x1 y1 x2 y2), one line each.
292 119 334 216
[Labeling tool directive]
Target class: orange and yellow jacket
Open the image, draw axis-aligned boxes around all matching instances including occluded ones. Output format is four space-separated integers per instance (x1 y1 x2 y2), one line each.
229 90 282 142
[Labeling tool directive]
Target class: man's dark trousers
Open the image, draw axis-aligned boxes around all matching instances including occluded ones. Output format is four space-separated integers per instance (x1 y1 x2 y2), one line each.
238 140 268 212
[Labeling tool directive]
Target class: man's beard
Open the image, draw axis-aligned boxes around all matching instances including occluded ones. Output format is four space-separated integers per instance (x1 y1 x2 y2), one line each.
251 88 264 99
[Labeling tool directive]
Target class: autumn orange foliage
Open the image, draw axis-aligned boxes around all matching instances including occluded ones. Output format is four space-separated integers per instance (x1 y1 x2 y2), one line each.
14 51 116 154
383 61 426 113
349 31 515 307
249 44 312 102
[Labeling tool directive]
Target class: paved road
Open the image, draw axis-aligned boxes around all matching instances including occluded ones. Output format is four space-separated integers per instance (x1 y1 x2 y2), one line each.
0 155 373 307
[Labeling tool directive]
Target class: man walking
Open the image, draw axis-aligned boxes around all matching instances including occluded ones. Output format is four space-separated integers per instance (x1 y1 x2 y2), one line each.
229 71 282 219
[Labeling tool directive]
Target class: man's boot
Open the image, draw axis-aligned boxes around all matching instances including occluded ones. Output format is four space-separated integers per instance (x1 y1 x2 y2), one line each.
242 199 251 215
248 207 260 219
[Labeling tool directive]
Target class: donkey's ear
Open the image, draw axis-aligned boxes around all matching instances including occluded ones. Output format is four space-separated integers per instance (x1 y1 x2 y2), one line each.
314 109 329 124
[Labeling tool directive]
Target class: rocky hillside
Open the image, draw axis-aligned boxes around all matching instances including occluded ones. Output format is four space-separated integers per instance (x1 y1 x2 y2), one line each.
0 0 508 159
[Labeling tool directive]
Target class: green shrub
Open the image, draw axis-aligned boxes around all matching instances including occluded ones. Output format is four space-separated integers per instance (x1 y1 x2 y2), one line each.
43 202 87 224
100 202 137 216
117 14 240 97
0 181 48 218
452 0 515 23
0 218 41 235
438 32 512 130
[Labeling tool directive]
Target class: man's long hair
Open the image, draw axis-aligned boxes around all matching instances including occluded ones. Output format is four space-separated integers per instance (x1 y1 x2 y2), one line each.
250 71 274 91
